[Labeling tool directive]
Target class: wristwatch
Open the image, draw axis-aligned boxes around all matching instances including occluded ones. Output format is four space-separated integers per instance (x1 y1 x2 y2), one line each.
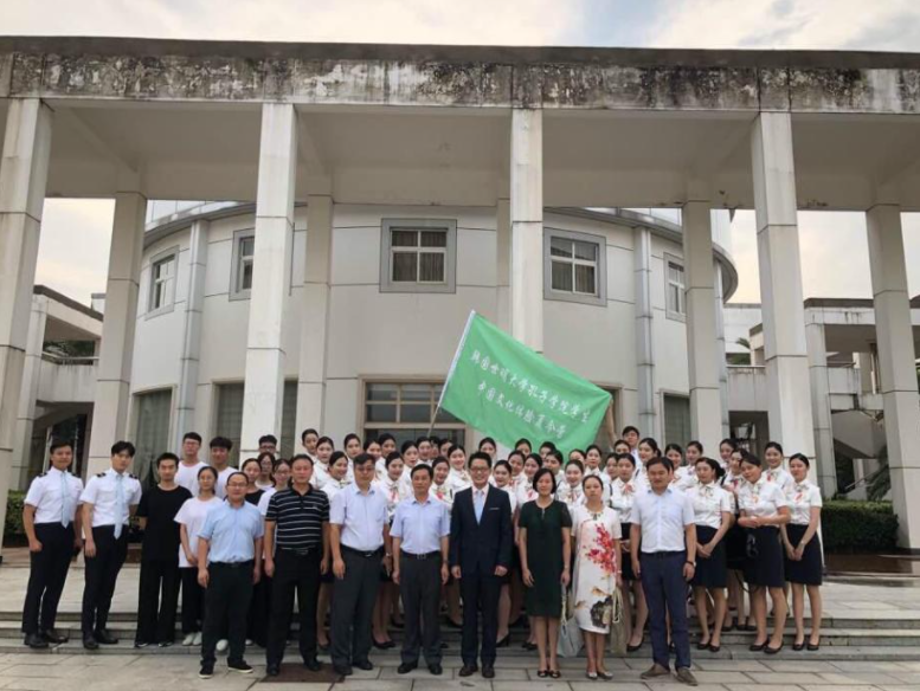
686 561 696 567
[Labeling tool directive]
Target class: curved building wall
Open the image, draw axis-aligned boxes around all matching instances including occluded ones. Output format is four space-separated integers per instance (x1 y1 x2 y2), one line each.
129 202 734 462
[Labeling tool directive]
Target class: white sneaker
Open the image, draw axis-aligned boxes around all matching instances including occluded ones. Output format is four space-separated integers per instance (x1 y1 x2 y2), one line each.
182 633 196 646
216 639 228 653
193 632 203 646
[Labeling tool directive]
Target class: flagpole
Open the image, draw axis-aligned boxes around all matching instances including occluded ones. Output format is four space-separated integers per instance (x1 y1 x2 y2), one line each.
428 310 477 437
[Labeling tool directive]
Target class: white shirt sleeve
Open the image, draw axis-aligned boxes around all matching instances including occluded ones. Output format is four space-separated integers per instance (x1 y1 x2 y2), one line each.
24 476 45 508
80 476 100 505
681 493 695 526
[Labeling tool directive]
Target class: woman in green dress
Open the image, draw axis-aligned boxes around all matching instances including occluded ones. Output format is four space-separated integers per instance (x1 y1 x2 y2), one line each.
519 467 572 679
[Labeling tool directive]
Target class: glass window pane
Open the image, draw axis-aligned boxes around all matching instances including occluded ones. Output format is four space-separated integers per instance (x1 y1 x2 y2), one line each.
668 263 684 285
365 404 397 423
392 252 417 282
419 252 445 282
551 260 573 292
215 383 244 466
550 237 572 258
668 284 680 313
574 264 596 295
134 389 172 488
435 407 461 424
401 404 432 423
402 384 433 402
664 395 691 447
420 230 447 248
367 383 398 402
241 260 253 291
574 240 597 261
240 237 255 258
280 381 297 459
391 230 418 247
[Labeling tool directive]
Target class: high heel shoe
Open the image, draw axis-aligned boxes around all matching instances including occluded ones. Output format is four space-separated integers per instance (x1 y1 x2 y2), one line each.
626 636 645 653
537 669 549 679
792 638 805 652
807 639 821 652
597 670 614 680
496 634 511 648
586 672 598 680
696 639 711 651
764 643 784 655
749 641 766 652
709 643 722 654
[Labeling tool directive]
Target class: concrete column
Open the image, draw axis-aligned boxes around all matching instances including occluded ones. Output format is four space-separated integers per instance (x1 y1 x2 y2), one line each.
496 198 511 332
857 351 875 395
240 103 297 458
510 109 543 352
12 294 47 489
87 190 147 476
866 203 920 549
296 195 332 442
174 219 209 452
634 227 656 438
0 99 53 551
683 200 723 454
714 262 731 439
750 112 816 475
805 321 837 496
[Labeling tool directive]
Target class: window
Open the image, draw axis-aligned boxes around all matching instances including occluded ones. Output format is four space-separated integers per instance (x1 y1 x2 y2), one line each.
543 228 606 306
230 230 255 299
666 257 686 320
363 381 465 447
215 381 298 464
148 249 177 315
133 389 172 488
591 388 618 450
380 220 457 293
663 394 691 448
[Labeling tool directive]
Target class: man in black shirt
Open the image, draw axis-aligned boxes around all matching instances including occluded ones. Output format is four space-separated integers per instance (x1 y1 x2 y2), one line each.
134 453 192 647
263 454 330 676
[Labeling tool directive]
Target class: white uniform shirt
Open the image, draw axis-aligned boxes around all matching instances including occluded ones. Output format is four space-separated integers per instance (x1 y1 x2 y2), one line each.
311 461 330 490
80 468 142 527
673 465 697 492
174 496 221 567
175 460 209 497
447 468 472 494
373 476 408 521
556 482 586 508
430 481 455 512
496 484 519 514
738 475 789 518
515 480 538 508
722 471 746 497
609 477 640 523
256 487 277 516
764 466 795 494
214 466 235 500
786 480 823 526
632 487 695 553
685 482 733 529
24 467 83 525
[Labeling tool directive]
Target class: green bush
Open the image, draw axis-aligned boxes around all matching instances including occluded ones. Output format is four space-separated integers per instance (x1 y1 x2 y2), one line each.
4 491 25 542
822 500 898 553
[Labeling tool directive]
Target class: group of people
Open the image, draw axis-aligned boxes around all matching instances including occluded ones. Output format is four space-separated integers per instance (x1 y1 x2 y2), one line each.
20 425 824 685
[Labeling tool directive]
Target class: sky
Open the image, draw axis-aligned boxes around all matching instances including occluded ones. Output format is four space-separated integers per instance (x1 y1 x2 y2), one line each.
4 0 920 304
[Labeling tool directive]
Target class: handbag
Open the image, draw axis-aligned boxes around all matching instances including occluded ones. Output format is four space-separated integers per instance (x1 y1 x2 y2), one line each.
608 586 628 656
557 586 583 658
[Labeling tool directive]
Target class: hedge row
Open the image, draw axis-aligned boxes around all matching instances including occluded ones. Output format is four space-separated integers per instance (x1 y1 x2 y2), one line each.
821 500 898 553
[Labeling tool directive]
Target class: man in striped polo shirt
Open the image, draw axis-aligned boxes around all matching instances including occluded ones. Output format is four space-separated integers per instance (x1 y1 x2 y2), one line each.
264 454 330 676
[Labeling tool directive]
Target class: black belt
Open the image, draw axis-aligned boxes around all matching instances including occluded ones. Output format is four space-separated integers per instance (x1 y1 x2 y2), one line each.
278 545 321 556
342 545 384 558
211 560 254 569
400 550 440 560
641 550 686 559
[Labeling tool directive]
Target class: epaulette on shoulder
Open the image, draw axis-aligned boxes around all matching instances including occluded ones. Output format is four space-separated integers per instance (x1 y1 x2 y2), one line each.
96 472 106 478
38 472 47 478
129 474 138 480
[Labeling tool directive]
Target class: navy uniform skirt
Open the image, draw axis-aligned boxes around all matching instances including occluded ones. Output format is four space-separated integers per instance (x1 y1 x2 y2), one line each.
620 522 637 582
691 525 727 589
725 522 747 571
784 524 823 586
743 526 784 588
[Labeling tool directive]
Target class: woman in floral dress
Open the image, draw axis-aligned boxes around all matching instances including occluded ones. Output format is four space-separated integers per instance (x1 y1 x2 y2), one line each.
572 475 621 680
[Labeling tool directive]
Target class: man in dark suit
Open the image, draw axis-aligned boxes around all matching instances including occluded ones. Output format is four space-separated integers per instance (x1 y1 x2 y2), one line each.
449 451 513 680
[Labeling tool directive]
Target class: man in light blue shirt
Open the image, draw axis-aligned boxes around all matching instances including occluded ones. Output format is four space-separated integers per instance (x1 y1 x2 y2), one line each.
391 464 450 675
196 472 264 679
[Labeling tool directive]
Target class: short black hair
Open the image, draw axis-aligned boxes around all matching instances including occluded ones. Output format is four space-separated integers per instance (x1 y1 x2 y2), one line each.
546 449 564 464
300 428 318 443
259 434 278 446
400 440 418 454
183 432 202 444
210 436 233 451
49 439 73 454
156 452 179 468
622 425 640 437
378 433 396 446
614 452 636 467
385 451 403 469
565 459 584 473
539 440 557 452
789 452 810 469
646 457 673 473
478 437 497 449
410 464 433 479
468 451 492 469
353 452 375 469
532 467 557 494
290 453 314 467
514 438 532 451
111 441 136 457
740 451 762 468
225 471 249 487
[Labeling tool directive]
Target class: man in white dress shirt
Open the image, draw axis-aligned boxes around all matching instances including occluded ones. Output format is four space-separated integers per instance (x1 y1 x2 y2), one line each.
175 432 208 496
208 436 234 499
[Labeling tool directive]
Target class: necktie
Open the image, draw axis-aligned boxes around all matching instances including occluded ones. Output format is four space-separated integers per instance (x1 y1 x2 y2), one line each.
60 472 71 527
113 474 126 539
474 490 484 523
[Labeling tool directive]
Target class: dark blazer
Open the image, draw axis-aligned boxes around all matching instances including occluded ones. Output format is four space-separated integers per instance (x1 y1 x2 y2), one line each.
449 485 513 575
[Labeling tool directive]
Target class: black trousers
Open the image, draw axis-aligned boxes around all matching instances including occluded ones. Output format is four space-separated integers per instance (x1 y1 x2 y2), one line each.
180 567 206 634
22 522 75 635
460 569 501 667
81 526 128 635
266 548 322 667
201 561 254 666
640 551 691 670
331 547 382 668
399 552 442 666
136 558 181 644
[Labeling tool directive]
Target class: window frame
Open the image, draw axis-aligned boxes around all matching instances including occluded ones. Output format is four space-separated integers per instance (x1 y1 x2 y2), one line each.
146 246 179 318
361 379 467 443
543 227 607 307
229 228 256 301
379 219 457 294
664 253 687 322
131 387 174 488
662 391 692 448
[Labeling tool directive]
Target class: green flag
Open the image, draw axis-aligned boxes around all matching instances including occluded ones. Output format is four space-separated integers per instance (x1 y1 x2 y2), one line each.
439 311 612 452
